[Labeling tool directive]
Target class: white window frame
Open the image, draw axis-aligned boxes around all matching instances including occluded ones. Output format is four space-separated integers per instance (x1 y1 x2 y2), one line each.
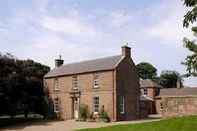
72 75 78 90
93 73 99 88
54 78 59 91
120 96 125 114
54 97 60 113
93 96 99 113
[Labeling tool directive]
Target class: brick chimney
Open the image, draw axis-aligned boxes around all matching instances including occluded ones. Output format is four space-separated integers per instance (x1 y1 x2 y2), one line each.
55 55 64 68
176 79 182 89
121 45 131 58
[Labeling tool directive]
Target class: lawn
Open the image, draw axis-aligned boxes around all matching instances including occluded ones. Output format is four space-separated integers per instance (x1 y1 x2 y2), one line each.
78 116 197 131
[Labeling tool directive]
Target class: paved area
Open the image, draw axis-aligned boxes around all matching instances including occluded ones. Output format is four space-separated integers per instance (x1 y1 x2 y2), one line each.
1 119 161 131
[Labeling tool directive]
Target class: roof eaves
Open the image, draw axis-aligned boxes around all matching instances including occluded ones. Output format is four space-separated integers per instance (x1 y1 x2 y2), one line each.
44 68 115 78
114 56 125 68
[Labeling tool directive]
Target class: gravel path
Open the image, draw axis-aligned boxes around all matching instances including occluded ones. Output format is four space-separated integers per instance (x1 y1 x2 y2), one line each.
1 119 161 131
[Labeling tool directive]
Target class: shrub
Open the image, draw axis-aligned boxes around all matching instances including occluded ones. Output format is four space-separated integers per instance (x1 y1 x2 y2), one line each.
89 112 94 120
99 105 110 122
79 104 89 121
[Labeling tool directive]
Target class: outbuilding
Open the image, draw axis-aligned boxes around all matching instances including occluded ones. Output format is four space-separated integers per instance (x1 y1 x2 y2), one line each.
156 88 197 117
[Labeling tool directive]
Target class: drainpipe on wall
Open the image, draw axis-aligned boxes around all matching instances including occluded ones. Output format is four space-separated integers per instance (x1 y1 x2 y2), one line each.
112 70 116 121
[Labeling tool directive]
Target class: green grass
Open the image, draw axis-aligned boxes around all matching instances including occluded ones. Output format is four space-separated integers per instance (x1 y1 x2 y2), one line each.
78 116 197 131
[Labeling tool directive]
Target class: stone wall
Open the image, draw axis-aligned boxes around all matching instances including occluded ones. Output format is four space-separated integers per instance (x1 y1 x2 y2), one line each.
156 96 197 117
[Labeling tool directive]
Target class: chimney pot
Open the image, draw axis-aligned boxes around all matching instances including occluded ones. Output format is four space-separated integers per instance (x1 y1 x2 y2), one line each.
176 79 182 89
121 45 131 58
55 55 64 68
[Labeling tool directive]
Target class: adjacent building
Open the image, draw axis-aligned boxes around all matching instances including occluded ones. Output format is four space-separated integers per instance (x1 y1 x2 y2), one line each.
156 88 197 117
44 46 140 121
139 79 162 117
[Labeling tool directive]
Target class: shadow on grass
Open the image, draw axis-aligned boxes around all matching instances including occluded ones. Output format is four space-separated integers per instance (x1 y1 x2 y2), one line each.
0 117 61 130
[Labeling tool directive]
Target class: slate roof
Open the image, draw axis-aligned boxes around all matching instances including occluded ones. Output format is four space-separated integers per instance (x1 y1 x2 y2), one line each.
140 79 162 88
140 95 154 101
158 88 197 97
45 55 123 78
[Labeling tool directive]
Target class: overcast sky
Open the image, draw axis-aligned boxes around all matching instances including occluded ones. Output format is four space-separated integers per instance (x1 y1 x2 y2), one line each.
0 0 196 86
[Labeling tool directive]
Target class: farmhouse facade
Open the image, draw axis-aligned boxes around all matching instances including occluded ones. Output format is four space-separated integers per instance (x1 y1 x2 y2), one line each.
44 46 140 121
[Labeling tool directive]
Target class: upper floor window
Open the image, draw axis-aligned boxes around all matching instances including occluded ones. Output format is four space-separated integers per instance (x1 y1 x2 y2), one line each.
93 96 99 113
72 75 78 89
119 96 125 114
54 97 60 112
54 78 59 91
143 89 148 96
93 73 99 88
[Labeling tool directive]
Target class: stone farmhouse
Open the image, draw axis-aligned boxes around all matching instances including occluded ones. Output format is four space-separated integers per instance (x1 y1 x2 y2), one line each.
44 45 197 121
44 46 140 121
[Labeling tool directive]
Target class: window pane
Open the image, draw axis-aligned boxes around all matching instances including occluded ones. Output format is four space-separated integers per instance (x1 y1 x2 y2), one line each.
54 78 59 91
120 96 125 114
93 73 99 88
72 76 78 89
54 97 59 112
93 97 99 112
144 89 148 95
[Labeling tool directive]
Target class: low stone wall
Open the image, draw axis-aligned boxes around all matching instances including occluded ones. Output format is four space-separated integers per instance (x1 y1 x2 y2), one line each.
157 96 197 117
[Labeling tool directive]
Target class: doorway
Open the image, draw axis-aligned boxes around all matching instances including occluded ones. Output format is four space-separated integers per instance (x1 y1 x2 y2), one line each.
72 97 79 119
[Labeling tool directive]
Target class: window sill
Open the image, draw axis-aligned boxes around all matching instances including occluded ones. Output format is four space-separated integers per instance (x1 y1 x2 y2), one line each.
120 112 125 114
54 90 60 93
93 112 99 115
93 86 99 89
72 88 79 90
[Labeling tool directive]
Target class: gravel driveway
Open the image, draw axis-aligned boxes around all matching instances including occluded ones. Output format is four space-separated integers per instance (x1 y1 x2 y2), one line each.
1 119 160 131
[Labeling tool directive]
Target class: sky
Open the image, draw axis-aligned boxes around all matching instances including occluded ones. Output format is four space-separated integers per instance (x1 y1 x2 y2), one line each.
0 0 196 87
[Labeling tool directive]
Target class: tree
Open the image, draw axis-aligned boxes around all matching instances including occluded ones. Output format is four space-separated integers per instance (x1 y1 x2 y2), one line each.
136 62 157 79
182 0 197 77
0 53 50 118
159 70 183 88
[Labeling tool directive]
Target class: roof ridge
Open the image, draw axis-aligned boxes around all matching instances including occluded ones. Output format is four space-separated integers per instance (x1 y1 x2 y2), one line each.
61 55 121 67
45 55 123 78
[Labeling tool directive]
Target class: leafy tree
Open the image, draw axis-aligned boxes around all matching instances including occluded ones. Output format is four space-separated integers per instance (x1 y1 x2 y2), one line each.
159 70 183 88
182 0 197 77
136 62 157 79
0 53 50 118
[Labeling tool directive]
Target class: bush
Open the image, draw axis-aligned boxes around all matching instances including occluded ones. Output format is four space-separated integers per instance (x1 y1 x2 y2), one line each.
89 112 94 120
99 106 110 122
79 104 89 121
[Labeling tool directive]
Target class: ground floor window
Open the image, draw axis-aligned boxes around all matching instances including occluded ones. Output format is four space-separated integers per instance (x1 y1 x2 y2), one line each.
160 102 164 110
54 97 60 112
93 96 99 113
120 96 125 114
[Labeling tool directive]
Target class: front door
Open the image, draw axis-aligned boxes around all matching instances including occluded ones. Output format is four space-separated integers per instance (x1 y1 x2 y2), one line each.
73 97 79 119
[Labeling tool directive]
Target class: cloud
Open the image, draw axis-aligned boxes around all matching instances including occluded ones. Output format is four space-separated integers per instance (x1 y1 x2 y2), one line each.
145 1 193 45
0 0 196 86
41 16 97 36
109 11 133 28
24 34 110 68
